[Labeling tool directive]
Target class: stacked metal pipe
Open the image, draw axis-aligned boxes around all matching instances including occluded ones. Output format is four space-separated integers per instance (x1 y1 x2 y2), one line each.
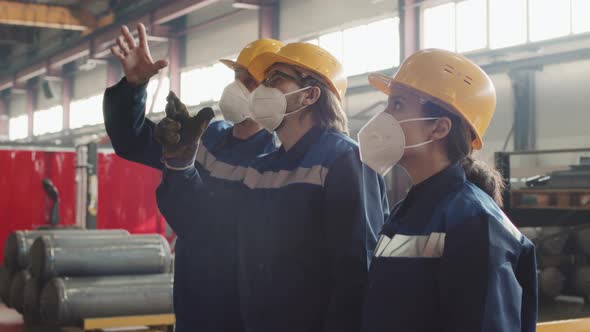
39 274 174 325
521 225 590 302
29 234 170 280
0 228 146 320
4 229 129 271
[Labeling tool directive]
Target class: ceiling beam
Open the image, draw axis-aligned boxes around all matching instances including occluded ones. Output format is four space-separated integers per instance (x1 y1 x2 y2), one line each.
153 0 220 24
0 0 96 31
0 0 223 92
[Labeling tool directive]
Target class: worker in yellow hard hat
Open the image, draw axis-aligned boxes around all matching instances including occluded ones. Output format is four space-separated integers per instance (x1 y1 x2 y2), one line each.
358 49 538 332
103 23 285 332
155 42 389 332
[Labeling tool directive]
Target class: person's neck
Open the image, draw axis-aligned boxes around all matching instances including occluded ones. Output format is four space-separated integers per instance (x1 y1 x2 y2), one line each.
400 151 452 185
276 114 315 151
232 119 263 140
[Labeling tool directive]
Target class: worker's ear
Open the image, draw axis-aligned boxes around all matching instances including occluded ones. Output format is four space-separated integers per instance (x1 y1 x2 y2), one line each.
430 117 452 141
301 86 321 106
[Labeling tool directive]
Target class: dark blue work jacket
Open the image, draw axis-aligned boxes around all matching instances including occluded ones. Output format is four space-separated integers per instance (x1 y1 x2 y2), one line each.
157 126 390 332
103 78 277 332
361 163 538 332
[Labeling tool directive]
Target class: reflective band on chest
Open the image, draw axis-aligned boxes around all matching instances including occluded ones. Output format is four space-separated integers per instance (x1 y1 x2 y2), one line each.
197 142 330 189
375 233 446 258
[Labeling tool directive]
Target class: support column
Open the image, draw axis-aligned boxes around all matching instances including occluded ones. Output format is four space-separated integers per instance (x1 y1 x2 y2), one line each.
258 0 279 39
0 97 8 141
62 76 71 131
509 69 537 151
399 0 419 60
25 81 36 137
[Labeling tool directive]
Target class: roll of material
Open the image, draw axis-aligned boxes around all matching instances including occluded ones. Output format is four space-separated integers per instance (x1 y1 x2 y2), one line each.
23 277 44 322
9 270 31 313
4 229 130 270
30 234 171 280
0 264 14 305
573 266 590 297
538 227 569 256
574 228 590 256
539 267 565 298
40 274 174 325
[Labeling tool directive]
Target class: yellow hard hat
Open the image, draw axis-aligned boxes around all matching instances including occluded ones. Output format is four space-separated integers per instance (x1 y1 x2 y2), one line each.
368 49 496 150
219 39 285 74
248 42 348 100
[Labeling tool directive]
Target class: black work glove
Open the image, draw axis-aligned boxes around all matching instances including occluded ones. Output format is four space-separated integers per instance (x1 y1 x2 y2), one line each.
154 91 215 168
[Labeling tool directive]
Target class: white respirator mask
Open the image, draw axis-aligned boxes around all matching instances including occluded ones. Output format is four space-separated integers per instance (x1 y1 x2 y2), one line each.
248 85 312 132
358 111 440 175
218 80 252 124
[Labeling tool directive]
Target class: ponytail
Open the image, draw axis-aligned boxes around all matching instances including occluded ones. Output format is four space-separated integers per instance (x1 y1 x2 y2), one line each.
423 102 505 207
461 156 506 207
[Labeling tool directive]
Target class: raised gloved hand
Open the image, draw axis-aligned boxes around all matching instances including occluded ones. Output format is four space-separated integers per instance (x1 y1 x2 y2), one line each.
155 91 215 168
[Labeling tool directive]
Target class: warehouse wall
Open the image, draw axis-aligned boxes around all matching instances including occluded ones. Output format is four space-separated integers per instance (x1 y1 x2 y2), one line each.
5 0 588 177
535 59 590 167
36 80 63 110
478 73 515 164
139 0 590 175
184 8 258 68
8 94 26 117
73 66 107 100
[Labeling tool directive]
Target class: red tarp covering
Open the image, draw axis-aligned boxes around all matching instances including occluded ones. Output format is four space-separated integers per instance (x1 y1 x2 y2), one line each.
0 149 167 263
97 152 167 237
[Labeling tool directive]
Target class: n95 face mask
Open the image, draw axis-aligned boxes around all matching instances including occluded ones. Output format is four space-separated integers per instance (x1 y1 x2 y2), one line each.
219 80 251 124
248 85 312 132
358 112 439 175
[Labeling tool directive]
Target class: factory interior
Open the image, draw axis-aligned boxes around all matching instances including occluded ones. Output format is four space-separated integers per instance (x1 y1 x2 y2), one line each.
0 0 590 331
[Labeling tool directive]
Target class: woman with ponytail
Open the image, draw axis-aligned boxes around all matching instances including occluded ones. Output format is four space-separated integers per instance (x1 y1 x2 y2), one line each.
358 49 537 332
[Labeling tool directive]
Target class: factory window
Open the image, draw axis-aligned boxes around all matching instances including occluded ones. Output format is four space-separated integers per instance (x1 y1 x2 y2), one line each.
69 94 104 129
33 105 63 136
423 0 585 52
9 114 28 140
489 0 528 49
146 76 170 113
423 0 487 53
366 18 400 71
456 0 487 52
180 63 233 106
319 31 344 64
529 0 570 42
423 2 456 52
572 0 590 34
342 25 368 76
314 17 400 77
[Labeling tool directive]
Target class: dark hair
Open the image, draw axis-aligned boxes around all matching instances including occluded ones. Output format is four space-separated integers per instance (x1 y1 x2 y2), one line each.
422 101 505 206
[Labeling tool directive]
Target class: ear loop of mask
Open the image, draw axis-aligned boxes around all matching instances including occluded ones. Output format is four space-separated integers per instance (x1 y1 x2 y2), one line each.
253 86 313 121
283 86 313 117
397 117 440 149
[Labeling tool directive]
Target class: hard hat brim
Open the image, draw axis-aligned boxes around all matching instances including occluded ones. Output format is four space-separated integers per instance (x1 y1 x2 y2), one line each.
219 59 238 70
368 72 484 150
249 52 343 100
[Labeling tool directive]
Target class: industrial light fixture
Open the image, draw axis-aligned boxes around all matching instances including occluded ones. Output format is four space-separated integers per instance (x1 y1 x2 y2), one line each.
76 58 107 72
232 1 261 10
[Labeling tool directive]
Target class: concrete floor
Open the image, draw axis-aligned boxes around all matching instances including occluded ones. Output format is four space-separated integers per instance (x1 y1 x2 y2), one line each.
0 304 22 332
